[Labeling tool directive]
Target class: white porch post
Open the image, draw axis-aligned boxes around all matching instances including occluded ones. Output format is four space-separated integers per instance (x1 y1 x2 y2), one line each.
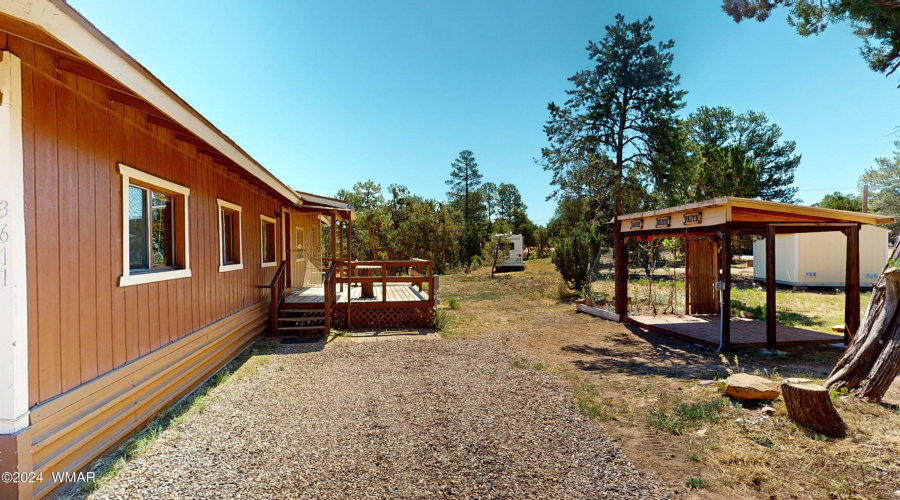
0 51 30 434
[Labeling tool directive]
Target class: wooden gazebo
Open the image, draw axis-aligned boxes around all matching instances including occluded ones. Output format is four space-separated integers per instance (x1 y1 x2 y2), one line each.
614 197 895 350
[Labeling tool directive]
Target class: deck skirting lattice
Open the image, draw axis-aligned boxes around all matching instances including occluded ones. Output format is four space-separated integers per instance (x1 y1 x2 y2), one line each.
332 301 435 329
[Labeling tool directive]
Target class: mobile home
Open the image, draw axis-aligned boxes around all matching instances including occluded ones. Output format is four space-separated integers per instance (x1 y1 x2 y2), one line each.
752 225 890 288
0 2 373 498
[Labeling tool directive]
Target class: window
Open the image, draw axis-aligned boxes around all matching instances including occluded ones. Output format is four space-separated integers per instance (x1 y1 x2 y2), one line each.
119 164 191 287
260 215 277 267
129 186 176 270
217 199 243 272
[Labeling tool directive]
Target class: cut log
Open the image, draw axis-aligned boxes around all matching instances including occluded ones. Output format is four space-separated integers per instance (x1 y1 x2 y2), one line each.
825 238 900 400
781 381 847 438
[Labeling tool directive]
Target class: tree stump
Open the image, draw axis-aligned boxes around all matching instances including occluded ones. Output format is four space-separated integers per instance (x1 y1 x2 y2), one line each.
825 238 900 400
781 381 847 438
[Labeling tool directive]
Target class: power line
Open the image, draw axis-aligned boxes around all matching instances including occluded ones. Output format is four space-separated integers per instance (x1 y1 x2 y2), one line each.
795 187 857 192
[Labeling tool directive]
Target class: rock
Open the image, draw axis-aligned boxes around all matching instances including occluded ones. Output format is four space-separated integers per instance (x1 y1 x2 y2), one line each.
785 377 812 384
693 429 707 437
832 324 845 333
739 310 755 319
668 382 682 391
724 373 780 401
760 406 777 415
698 380 716 387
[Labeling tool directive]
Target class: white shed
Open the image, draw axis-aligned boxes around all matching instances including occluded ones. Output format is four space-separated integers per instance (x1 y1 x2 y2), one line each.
752 225 890 288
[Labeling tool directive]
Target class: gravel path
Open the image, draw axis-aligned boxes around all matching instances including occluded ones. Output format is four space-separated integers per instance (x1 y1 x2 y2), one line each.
86 335 670 499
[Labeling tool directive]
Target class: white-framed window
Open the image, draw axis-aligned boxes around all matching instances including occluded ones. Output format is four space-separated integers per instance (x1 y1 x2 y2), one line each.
260 214 277 267
217 199 243 272
119 164 191 287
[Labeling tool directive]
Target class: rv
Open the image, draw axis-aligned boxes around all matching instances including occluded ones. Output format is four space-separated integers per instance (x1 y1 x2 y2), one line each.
495 234 525 269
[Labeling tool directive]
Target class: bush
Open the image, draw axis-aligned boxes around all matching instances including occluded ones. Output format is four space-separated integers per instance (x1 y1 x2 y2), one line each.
470 255 484 269
447 298 460 309
551 223 601 292
433 309 452 331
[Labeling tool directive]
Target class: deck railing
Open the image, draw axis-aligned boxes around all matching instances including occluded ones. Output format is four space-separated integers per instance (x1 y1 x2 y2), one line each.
318 257 436 329
337 259 435 302
266 260 288 334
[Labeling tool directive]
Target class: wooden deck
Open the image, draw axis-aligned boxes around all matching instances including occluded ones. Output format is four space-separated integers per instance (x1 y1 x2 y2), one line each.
284 283 429 304
624 314 844 348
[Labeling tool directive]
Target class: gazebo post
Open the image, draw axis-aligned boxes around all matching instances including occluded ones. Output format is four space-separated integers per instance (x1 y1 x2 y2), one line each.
765 225 777 350
721 229 732 350
614 230 629 316
845 224 860 343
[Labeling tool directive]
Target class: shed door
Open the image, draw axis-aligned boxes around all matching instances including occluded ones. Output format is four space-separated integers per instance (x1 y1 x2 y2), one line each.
686 237 718 315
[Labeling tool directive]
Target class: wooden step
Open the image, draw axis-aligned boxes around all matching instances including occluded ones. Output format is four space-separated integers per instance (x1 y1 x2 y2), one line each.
276 325 325 332
281 302 326 310
277 316 325 323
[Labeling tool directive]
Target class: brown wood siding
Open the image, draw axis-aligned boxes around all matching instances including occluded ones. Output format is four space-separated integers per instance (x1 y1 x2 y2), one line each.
730 206 833 224
2 35 284 406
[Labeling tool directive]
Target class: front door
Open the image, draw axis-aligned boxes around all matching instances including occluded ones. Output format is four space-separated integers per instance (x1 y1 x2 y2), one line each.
291 220 306 288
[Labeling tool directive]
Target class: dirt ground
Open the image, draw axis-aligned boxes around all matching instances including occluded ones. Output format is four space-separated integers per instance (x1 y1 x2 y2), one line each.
439 259 900 499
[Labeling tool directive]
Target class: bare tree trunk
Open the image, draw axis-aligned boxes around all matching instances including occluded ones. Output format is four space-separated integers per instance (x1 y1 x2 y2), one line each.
825 240 900 400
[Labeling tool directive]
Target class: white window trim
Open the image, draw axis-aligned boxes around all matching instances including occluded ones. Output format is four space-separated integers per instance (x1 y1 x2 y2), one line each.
118 163 191 287
260 214 277 268
217 198 243 272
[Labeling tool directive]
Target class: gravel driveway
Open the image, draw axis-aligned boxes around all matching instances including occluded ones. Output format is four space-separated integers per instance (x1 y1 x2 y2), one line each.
86 335 669 499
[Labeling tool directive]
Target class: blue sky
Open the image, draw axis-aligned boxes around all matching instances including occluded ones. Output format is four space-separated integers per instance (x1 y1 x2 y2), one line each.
70 0 900 224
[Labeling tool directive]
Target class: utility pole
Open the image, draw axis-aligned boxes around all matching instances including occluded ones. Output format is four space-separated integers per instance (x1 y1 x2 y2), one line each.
862 184 869 213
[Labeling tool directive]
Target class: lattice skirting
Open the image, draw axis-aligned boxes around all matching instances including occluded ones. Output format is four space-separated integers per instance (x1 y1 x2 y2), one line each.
332 302 435 329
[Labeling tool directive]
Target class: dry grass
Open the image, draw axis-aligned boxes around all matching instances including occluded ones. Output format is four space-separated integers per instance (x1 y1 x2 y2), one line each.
439 258 900 499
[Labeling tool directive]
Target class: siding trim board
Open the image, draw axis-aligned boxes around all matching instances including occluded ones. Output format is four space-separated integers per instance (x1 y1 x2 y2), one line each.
0 50 30 435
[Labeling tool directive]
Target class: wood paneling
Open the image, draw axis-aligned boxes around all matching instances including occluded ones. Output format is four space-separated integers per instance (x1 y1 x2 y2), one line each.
10 38 284 405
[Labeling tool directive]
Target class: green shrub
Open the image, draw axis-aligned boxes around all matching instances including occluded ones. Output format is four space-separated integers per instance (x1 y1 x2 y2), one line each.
433 309 452 331
685 476 707 490
551 223 601 292
447 298 460 309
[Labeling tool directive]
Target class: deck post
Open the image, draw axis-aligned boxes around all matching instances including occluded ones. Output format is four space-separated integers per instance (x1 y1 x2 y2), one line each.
683 231 690 315
429 262 434 302
614 225 628 315
382 262 387 302
765 225 777 350
845 224 860 343
721 229 732 350
331 210 337 267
